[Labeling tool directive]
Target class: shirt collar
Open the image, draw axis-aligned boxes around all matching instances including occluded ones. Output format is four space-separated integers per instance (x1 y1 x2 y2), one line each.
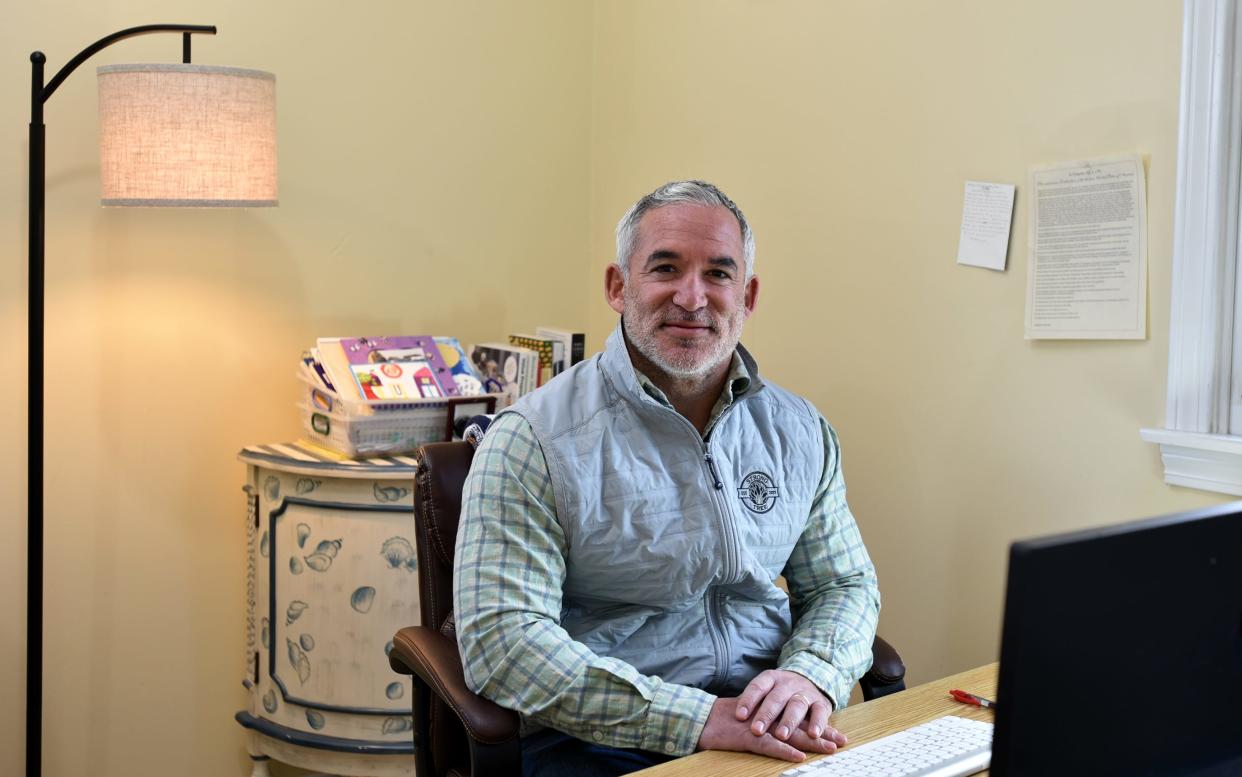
634 351 753 410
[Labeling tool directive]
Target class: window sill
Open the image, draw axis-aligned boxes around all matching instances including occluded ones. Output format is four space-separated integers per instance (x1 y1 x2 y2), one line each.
1140 428 1242 497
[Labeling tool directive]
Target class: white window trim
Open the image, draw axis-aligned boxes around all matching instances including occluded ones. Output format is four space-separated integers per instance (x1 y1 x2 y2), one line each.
1140 428 1242 495
1142 0 1242 494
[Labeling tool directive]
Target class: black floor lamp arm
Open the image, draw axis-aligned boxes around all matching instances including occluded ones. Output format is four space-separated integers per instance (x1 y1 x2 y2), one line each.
38 24 217 104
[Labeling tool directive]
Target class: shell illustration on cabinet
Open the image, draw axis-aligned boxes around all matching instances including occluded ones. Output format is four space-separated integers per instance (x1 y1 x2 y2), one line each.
380 536 416 572
304 554 331 572
299 633 315 652
306 710 326 730
261 617 270 649
373 482 410 503
296 523 312 548
385 682 404 700
286 600 309 625
262 690 277 713
259 530 270 558
264 475 280 501
351 586 376 614
382 717 413 735
295 478 321 495
305 538 342 572
287 638 312 685
290 557 303 575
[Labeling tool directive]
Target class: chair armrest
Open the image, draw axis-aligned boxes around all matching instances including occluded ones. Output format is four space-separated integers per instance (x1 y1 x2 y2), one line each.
859 635 906 701
868 635 905 685
389 625 520 745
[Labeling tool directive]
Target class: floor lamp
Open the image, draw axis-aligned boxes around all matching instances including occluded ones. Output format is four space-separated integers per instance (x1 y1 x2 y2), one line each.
27 24 277 777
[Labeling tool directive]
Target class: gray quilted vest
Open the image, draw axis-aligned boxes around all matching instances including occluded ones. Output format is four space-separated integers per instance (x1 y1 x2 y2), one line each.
504 325 824 696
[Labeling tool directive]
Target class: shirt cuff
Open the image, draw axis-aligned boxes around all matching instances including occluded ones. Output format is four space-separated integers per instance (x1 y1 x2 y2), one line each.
779 652 851 711
637 680 716 756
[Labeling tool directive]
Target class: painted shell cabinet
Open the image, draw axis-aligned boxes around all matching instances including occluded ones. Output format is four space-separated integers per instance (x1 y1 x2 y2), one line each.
236 442 420 776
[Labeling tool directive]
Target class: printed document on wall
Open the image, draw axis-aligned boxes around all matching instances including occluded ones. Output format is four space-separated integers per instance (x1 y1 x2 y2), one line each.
1025 155 1146 339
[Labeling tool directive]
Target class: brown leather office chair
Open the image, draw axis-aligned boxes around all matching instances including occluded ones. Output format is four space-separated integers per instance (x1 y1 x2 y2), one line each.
389 441 906 777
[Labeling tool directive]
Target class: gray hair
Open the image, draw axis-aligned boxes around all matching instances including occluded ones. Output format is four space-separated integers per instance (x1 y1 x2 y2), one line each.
615 180 756 280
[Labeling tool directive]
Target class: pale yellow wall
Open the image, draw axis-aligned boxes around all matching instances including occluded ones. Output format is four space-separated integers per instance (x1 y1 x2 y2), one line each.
1 2 591 776
2 2 1231 776
588 0 1228 693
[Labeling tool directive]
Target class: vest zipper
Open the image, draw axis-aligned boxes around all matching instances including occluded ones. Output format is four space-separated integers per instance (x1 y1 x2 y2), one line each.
703 442 738 583
704 452 724 489
704 587 729 688
702 438 740 688
657 398 747 686
696 438 734 691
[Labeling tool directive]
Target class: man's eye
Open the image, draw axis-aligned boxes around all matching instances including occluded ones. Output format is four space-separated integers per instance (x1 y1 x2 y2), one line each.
709 270 733 280
652 264 676 273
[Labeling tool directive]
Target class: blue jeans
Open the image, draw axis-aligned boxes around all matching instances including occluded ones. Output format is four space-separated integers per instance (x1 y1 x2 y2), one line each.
521 729 677 777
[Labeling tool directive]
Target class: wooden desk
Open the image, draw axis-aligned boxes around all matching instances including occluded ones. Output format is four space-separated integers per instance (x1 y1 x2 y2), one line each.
635 664 998 777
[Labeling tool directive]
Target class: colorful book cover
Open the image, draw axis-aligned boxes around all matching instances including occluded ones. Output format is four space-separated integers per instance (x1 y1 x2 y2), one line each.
339 336 461 399
508 334 557 386
434 336 485 396
470 343 534 408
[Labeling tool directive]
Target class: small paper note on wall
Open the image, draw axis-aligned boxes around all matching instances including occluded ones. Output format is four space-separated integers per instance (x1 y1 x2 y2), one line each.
957 180 1016 272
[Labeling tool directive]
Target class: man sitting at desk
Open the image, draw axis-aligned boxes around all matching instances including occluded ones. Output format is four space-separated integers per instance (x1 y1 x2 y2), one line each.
455 180 880 775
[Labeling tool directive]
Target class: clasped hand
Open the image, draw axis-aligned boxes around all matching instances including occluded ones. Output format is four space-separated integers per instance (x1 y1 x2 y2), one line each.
696 669 847 762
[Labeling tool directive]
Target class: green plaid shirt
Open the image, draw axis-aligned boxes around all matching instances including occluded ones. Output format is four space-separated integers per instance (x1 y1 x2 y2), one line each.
454 353 880 756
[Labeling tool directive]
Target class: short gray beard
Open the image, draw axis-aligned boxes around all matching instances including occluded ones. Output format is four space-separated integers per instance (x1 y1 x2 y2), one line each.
622 284 739 381
624 316 722 380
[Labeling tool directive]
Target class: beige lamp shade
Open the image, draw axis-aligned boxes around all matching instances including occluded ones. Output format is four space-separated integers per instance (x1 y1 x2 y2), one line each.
97 64 277 206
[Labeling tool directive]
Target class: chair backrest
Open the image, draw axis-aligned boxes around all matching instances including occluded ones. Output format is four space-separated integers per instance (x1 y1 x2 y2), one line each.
414 441 476 634
413 441 479 776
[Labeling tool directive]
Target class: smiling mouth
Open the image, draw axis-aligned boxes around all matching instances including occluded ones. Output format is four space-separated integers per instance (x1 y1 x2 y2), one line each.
662 322 713 335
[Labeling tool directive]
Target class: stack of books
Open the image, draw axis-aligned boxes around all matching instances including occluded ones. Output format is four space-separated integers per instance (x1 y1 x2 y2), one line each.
469 326 587 407
297 328 586 458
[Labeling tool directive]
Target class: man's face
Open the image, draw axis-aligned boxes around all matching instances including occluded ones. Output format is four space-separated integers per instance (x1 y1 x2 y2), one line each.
605 203 759 381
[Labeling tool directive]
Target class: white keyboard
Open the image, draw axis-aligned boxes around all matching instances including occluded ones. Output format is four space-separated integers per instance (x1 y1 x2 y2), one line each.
780 715 993 777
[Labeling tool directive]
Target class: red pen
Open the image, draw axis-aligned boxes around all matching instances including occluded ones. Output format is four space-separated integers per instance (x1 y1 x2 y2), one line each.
949 689 997 710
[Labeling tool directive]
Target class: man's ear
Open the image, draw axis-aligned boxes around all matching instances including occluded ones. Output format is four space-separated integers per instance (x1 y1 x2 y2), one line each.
742 275 759 319
605 264 627 315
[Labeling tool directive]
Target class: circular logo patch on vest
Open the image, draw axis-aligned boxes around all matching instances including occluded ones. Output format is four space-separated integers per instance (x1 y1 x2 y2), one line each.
737 471 780 514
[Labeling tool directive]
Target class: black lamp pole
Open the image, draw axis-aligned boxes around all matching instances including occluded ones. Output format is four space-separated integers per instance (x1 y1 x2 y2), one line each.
26 25 217 777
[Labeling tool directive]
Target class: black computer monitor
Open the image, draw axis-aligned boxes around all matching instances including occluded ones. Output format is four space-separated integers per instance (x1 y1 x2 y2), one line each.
991 502 1242 776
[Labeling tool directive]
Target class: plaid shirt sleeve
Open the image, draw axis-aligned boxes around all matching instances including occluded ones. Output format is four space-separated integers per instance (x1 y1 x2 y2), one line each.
777 415 881 710
453 412 716 756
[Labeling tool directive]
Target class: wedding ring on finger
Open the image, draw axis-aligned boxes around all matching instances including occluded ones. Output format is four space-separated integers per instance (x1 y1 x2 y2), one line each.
789 692 812 706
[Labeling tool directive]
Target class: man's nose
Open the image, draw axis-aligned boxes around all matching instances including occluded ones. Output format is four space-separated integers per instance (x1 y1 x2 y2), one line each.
671 274 708 311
